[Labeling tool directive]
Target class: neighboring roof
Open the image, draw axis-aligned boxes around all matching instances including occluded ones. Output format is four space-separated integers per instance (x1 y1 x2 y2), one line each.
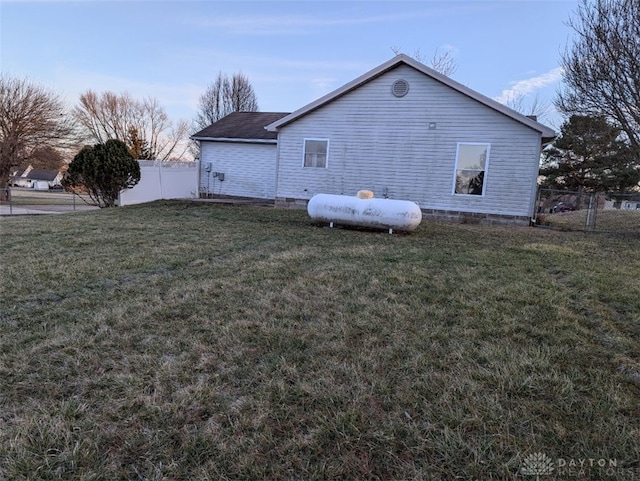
25 169 60 181
191 112 290 143
266 54 556 143
9 168 27 178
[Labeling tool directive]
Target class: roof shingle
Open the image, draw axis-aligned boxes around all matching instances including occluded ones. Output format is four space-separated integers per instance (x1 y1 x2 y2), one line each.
191 112 290 141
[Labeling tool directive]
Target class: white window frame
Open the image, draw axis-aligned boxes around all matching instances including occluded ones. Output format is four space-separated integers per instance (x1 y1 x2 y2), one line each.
452 142 491 196
302 138 329 168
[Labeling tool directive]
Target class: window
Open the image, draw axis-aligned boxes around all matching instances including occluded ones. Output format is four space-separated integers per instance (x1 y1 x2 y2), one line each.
453 143 490 195
303 139 328 168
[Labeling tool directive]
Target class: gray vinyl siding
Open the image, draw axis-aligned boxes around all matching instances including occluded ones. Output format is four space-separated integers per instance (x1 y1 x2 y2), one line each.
275 64 543 217
199 141 276 199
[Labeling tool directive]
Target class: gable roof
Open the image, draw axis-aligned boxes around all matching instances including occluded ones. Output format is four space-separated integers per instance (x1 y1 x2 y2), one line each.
26 169 60 182
191 112 290 143
266 54 556 143
10 168 28 178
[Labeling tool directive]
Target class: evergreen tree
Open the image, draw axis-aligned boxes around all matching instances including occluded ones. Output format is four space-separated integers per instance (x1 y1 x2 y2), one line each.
63 139 141 208
540 115 640 192
127 126 153 160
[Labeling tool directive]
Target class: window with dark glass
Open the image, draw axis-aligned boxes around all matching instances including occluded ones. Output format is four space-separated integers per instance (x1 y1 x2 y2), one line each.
454 143 490 195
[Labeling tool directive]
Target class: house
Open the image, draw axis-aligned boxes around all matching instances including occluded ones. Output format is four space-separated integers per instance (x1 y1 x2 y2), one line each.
194 55 556 225
10 165 64 189
621 195 640 210
603 194 640 210
192 112 290 199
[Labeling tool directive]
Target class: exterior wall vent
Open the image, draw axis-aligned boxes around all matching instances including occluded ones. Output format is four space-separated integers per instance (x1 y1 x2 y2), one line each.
392 79 409 97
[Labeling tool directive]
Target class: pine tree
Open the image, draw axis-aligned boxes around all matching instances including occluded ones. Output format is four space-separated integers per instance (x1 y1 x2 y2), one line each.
63 139 141 207
540 115 640 192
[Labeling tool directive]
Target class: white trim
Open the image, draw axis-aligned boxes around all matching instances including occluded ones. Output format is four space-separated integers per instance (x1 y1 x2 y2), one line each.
302 138 330 168
190 136 277 145
452 142 491 196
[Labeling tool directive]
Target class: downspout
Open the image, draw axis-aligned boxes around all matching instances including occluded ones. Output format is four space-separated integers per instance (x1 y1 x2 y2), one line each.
530 134 545 224
274 131 281 203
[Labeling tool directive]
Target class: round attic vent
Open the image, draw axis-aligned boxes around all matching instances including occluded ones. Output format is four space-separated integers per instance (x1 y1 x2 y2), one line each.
392 79 409 97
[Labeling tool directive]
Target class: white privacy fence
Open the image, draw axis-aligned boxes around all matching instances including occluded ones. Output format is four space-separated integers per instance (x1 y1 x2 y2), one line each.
119 161 198 206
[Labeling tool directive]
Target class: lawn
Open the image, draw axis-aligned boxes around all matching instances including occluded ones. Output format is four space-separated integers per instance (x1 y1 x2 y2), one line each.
1 201 638 480
537 209 640 234
4 188 79 206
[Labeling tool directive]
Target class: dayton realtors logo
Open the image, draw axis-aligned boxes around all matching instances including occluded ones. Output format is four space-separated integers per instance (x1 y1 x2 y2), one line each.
520 452 554 480
520 453 636 479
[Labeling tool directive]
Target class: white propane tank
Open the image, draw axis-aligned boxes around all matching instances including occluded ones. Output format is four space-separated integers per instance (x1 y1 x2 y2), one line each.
307 193 422 232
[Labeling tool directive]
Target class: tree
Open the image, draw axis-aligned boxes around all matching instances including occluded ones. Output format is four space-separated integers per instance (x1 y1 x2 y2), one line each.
556 0 640 157
390 46 458 77
505 93 552 124
17 145 66 172
72 91 191 161
194 72 259 129
539 115 640 192
0 75 75 198
127 126 153 160
62 139 141 208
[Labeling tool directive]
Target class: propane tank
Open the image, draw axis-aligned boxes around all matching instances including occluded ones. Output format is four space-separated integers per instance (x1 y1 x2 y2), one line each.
307 193 422 232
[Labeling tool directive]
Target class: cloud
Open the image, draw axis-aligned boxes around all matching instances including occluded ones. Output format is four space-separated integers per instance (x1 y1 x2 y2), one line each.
190 5 490 35
193 13 407 35
494 67 564 104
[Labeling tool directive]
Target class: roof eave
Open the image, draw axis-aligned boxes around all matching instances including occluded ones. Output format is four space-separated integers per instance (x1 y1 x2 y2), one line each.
190 136 277 144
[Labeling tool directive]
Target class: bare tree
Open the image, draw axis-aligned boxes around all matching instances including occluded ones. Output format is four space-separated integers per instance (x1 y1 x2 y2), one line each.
161 119 191 161
391 46 458 77
226 72 259 113
195 73 226 129
505 93 553 123
0 75 75 198
20 145 66 172
72 90 190 161
556 0 640 154
195 72 259 129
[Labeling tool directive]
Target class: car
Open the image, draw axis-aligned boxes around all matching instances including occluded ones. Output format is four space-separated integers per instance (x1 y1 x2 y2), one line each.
552 202 576 213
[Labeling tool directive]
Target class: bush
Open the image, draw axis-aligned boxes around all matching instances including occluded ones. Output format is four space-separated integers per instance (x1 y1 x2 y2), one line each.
63 139 140 208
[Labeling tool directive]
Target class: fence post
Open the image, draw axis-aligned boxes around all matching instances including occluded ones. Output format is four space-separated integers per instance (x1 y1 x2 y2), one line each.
8 188 12 215
585 194 596 231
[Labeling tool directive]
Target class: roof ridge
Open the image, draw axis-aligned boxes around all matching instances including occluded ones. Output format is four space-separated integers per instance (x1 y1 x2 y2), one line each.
266 55 555 142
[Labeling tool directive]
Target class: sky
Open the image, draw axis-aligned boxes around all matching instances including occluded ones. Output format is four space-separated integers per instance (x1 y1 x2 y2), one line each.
1 0 579 132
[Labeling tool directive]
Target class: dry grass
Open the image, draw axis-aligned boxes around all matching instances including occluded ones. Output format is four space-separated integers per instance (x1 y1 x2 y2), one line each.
538 208 640 234
1 201 639 480
2 189 78 206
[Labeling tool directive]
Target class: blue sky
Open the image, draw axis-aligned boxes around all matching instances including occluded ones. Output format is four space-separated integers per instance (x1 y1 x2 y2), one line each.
1 0 578 131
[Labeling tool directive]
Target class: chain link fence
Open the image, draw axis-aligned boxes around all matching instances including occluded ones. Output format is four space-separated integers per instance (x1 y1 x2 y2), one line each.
0 187 98 215
534 188 640 234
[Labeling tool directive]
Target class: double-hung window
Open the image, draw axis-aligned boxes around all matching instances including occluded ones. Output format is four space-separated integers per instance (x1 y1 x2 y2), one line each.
303 139 328 168
453 143 490 195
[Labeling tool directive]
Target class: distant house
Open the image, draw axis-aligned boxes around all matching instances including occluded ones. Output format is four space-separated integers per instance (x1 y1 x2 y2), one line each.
10 165 64 189
603 194 640 210
192 112 289 199
621 195 640 210
193 55 556 225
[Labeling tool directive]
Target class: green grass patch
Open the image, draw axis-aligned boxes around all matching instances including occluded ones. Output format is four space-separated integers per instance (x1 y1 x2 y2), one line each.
1 201 639 480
